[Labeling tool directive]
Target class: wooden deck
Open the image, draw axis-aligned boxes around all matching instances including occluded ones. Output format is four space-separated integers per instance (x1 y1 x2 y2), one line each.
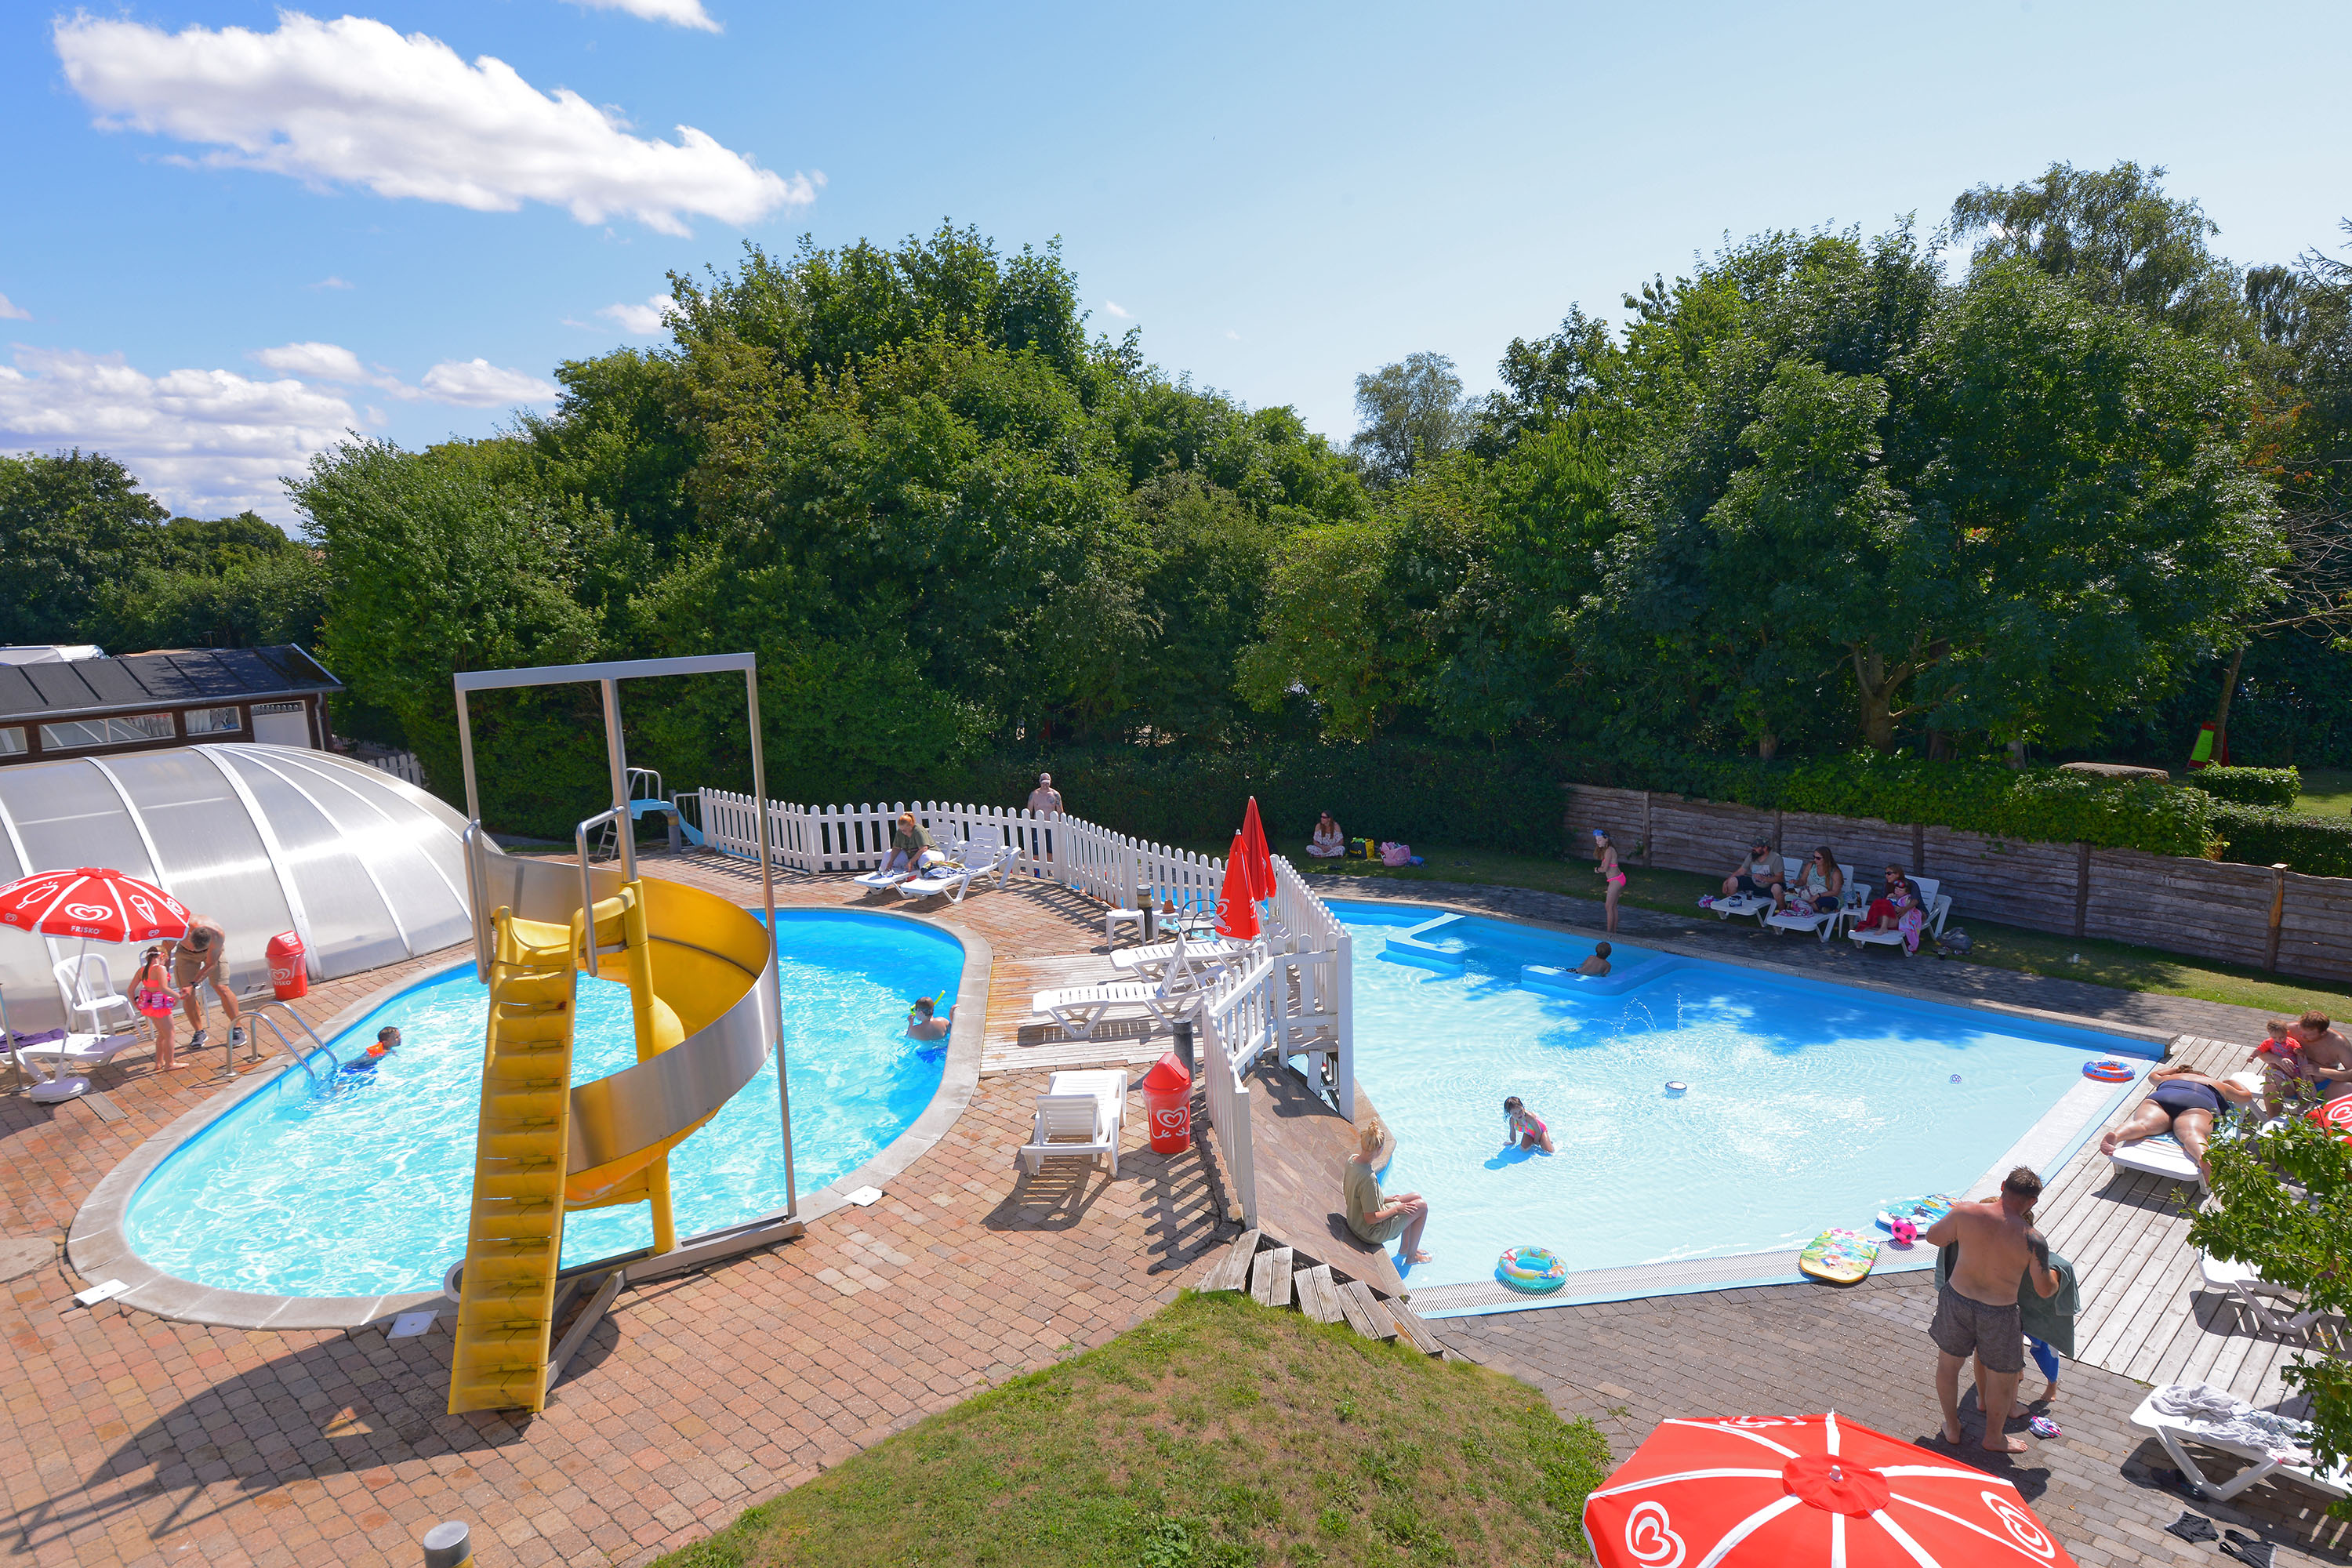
979 949 1180 1075
2039 1033 2343 1410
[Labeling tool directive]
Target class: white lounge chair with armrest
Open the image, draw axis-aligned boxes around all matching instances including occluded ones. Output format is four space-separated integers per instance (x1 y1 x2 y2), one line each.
2108 1129 2204 1184
1764 876 1871 942
2130 1385 2349 1504
1848 875 1949 951
1708 854 1798 923
898 826 1017 903
1020 1069 1127 1177
1109 931 1245 985
1033 975 1205 1041
2201 1251 2325 1338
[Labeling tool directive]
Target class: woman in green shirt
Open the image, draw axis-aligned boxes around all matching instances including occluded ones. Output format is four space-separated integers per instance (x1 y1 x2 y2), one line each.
884 812 932 877
1345 1120 1431 1264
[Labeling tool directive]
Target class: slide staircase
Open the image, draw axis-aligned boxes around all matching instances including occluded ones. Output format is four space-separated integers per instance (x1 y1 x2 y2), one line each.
448 874 773 1414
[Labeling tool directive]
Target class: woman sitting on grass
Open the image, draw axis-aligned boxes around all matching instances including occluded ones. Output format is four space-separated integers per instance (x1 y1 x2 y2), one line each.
1308 812 1345 858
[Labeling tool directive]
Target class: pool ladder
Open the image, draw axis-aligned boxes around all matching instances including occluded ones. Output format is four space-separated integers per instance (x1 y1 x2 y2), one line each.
249 1005 337 1094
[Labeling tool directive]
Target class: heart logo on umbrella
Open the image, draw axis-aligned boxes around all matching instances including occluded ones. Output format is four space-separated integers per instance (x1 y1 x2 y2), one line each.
1624 1502 1685 1568
1983 1493 2058 1559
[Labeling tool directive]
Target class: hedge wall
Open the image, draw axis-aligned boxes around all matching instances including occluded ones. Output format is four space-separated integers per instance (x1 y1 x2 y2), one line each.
2205 801 2352 878
2182 766 2303 809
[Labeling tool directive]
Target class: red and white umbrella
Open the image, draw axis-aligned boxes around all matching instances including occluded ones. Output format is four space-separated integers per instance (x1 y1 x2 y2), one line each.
1214 829 1260 941
1584 1413 2076 1567
0 866 191 944
2308 1094 2352 1140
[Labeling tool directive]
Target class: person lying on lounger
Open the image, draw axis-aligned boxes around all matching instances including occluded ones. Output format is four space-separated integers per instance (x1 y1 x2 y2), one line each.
2099 1064 2260 1185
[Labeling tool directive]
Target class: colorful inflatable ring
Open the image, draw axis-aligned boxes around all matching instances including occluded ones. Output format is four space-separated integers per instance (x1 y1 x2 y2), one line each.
2083 1058 2135 1082
1496 1245 1568 1292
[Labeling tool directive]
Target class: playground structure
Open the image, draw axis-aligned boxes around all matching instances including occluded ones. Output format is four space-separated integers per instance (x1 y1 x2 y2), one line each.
445 655 782 1415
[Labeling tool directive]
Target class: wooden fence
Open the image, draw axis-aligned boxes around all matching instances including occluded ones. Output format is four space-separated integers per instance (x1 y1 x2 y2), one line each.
1563 784 2352 983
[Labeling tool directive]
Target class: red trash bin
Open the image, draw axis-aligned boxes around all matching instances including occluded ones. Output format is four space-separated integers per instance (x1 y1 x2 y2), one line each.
266 931 307 1000
1141 1052 1192 1155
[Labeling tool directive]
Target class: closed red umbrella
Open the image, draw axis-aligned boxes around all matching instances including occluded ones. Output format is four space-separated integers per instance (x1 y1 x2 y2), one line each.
0 866 191 944
1213 832 1259 941
1238 797 1275 902
1584 1413 2076 1567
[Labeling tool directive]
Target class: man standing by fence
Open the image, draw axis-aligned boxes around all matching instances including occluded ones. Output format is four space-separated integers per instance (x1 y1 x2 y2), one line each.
1026 772 1063 878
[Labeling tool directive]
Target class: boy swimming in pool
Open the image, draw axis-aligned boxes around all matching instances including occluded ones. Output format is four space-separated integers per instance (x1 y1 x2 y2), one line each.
341 1026 400 1073
1574 942 1612 977
1503 1096 1555 1153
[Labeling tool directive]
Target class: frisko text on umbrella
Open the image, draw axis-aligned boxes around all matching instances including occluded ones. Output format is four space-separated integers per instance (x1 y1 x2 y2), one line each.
0 867 191 943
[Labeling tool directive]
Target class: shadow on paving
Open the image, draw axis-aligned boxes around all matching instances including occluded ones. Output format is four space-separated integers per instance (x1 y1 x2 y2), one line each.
1438 1270 2352 1567
9 1301 623 1560
984 1089 1241 1281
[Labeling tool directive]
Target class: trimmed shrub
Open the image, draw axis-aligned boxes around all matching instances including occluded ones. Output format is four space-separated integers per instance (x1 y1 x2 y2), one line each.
2204 801 2352 877
2182 765 2303 809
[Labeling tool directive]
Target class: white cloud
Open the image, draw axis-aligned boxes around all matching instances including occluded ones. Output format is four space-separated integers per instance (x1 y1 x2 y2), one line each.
596 293 674 334
0 347 354 521
419 358 561 408
249 339 422 399
566 0 721 31
1225 329 1240 340
0 293 30 321
54 12 813 236
1102 300 1132 319
310 274 354 290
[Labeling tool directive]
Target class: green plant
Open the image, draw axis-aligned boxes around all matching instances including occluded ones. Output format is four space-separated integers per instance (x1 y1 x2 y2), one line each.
2183 765 2304 808
2205 800 2352 876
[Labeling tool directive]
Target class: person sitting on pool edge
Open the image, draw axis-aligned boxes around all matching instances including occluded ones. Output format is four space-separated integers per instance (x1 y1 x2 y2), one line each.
2099 1062 2260 1185
1574 942 1611 977
341 1026 400 1073
906 995 951 1041
1502 1096 1555 1153
1345 1120 1432 1266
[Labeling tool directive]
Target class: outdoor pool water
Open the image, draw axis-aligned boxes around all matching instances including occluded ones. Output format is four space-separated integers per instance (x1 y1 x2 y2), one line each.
1333 900 2152 1297
123 910 960 1298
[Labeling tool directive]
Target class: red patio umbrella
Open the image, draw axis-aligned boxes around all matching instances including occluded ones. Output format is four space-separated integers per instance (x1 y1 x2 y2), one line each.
0 866 191 944
1237 797 1275 902
1583 1413 2077 1568
1213 831 1259 941
2308 1094 2352 1139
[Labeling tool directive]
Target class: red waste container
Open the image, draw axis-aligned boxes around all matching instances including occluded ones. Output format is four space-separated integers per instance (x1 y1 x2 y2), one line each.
1141 1052 1192 1155
266 931 307 1000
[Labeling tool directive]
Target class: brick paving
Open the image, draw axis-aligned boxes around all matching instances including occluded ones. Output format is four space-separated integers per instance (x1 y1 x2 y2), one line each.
2 851 2339 1566
1441 1273 2352 1567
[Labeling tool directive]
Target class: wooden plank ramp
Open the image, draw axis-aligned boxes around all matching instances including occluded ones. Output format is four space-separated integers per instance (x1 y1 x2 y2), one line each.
2035 1032 2341 1410
1250 1247 1295 1309
1192 1232 1439 1352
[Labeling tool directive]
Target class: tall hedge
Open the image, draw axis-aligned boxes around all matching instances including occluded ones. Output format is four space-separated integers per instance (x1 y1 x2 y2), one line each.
2182 766 2303 809
2205 802 2352 878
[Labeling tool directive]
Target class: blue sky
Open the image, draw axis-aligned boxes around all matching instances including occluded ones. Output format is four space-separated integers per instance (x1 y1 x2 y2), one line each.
4 0 2348 524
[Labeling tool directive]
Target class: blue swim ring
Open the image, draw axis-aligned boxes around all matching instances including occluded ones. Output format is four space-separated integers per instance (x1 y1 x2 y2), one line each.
1496 1245 1567 1292
2083 1058 2135 1082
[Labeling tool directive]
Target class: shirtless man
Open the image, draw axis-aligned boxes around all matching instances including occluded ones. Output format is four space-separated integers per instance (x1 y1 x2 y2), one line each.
2260 1011 2352 1112
172 914 245 1054
1922 1168 2060 1453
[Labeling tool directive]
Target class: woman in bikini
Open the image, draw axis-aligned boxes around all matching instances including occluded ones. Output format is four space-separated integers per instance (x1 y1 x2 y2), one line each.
1592 828 1624 934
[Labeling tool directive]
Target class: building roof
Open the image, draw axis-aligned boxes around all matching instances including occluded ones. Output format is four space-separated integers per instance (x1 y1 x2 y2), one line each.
0 645 341 724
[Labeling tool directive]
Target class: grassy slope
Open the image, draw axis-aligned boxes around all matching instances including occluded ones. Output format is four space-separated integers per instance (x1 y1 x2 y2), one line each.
1294 845 2352 1018
656 1290 1612 1568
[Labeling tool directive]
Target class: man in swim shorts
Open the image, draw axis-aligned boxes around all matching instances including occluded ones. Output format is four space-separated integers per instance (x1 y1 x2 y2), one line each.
172 915 245 1054
1922 1167 2060 1453
2265 1011 2352 1109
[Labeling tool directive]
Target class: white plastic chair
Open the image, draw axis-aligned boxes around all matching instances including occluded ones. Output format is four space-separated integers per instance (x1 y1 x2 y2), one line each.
55 955 135 1035
2130 1387 2349 1504
1020 1069 1126 1177
1849 875 1951 951
2200 1252 2325 1338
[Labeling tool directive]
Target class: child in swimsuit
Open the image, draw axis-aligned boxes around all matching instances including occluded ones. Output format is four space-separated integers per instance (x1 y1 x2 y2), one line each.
133 946 180 1071
1592 829 1624 935
1503 1095 1555 1153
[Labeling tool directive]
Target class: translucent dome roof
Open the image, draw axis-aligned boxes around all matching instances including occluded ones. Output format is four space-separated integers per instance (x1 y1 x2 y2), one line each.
0 744 470 1033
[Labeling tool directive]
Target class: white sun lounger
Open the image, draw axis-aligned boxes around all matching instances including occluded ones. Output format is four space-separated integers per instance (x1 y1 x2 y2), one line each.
2201 1251 2325 1338
1108 931 1244 985
897 826 1017 903
1020 1069 1127 1177
2130 1388 2350 1504
1764 878 1871 942
1033 978 1203 1040
2108 1128 2203 1184
1848 874 1951 951
1707 854 1800 923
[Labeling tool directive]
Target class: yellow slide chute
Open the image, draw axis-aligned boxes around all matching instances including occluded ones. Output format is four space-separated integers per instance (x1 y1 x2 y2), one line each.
448 876 773 1415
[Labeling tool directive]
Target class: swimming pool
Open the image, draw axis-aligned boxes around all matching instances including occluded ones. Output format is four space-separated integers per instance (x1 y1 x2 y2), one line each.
1333 900 2154 1306
123 910 961 1298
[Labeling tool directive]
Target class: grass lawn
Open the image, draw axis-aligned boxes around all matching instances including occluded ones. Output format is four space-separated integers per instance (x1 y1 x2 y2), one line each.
1294 844 2352 1018
2294 766 2352 818
655 1290 1613 1568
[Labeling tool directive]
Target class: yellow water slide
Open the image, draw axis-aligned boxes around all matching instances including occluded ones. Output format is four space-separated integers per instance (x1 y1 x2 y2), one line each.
448 874 775 1415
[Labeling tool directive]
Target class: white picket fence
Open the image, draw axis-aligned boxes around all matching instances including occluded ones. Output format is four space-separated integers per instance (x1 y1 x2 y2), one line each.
358 749 426 788
689 786 1359 1229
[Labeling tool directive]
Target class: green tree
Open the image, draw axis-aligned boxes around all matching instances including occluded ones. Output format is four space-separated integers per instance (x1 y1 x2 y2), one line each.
0 450 167 644
1348 352 1472 488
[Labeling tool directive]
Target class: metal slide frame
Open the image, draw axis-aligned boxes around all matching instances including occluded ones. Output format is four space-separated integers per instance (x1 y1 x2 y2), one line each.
449 652 792 1218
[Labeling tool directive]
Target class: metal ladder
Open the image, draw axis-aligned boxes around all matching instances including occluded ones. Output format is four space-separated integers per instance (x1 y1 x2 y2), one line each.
247 1004 338 1093
593 768 681 860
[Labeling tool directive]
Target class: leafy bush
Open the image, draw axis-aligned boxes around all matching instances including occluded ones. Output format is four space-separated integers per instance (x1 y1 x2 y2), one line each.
1563 744 2214 857
2182 765 2303 809
2204 801 2352 877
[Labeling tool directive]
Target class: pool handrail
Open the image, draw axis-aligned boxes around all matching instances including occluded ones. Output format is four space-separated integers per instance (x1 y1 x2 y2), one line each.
247 1004 334 1092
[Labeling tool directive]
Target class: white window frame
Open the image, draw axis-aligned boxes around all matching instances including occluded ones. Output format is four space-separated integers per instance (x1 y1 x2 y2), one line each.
37 712 176 750
185 706 244 735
